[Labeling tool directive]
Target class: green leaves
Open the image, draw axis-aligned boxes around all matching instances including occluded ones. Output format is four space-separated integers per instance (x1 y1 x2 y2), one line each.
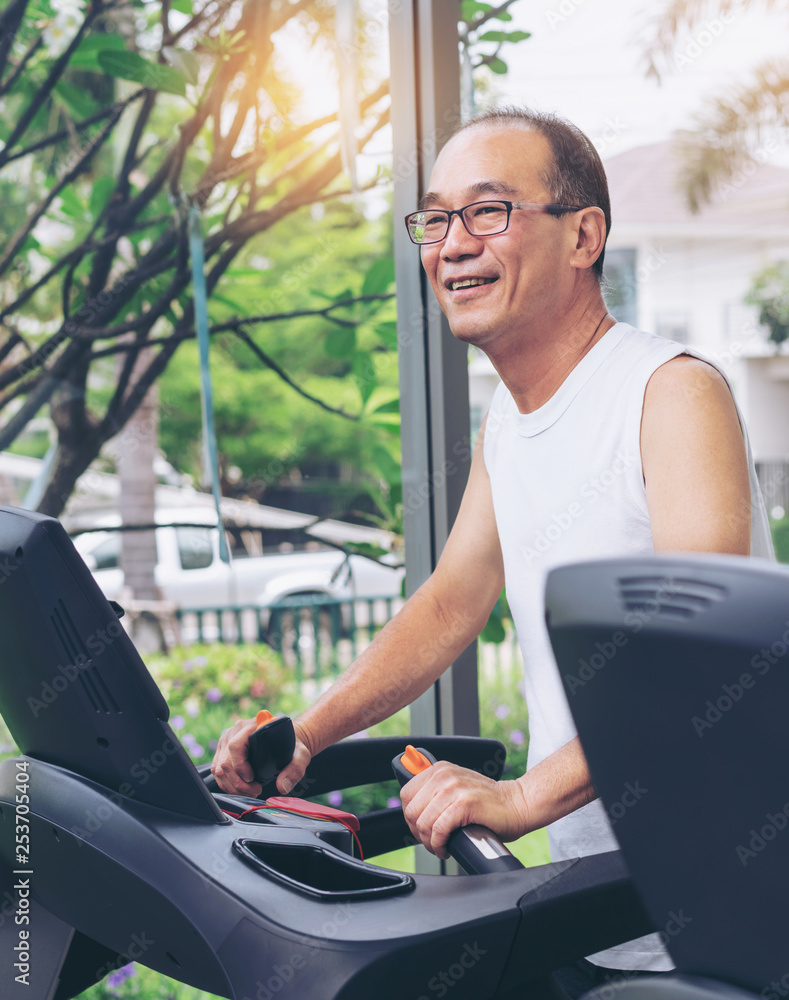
98 50 187 96
480 609 507 644
480 592 510 644
53 81 100 119
479 29 531 43
745 260 789 346
89 176 115 218
325 327 357 359
69 34 127 71
373 321 399 349
372 445 401 485
317 258 396 414
166 48 200 86
461 1 515 24
371 398 400 415
460 0 530 79
353 352 377 406
461 1 493 20
361 257 395 296
487 57 509 75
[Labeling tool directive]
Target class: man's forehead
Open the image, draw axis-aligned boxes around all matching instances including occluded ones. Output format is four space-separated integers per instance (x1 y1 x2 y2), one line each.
423 126 550 206
419 178 518 210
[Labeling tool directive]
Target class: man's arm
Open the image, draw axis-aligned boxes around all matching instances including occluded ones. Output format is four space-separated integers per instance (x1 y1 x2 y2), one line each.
641 355 751 555
210 418 505 796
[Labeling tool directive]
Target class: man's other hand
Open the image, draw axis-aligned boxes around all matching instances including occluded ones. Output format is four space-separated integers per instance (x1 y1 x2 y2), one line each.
211 718 312 797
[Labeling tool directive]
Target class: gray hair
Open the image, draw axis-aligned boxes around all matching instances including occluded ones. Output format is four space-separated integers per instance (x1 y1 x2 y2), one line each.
454 106 611 278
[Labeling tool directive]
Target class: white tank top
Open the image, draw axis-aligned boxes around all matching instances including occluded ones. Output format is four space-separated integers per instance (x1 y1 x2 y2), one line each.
483 322 773 970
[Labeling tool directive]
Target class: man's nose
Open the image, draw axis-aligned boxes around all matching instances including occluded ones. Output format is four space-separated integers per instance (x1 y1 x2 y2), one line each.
441 214 483 258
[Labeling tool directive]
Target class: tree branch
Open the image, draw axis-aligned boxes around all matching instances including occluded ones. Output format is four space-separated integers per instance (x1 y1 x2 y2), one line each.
232 327 359 421
84 293 395 362
169 0 236 46
0 100 125 278
0 338 85 451
3 90 144 164
0 0 29 86
211 294 395 333
0 34 42 99
0 214 170 325
0 329 29 367
0 329 70 393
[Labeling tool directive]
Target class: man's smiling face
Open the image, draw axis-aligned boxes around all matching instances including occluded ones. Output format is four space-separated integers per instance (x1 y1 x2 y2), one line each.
420 126 581 351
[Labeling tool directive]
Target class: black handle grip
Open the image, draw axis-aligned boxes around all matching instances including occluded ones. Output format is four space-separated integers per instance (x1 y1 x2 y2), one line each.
248 714 296 785
392 746 524 875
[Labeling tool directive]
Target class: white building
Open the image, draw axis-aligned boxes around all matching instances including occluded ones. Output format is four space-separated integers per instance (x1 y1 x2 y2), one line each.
604 140 789 515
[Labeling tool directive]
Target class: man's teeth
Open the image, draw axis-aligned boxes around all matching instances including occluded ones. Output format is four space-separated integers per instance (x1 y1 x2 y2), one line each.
450 277 494 291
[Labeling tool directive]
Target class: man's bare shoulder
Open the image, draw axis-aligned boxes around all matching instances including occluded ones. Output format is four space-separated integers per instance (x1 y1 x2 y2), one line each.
644 354 731 410
640 354 749 554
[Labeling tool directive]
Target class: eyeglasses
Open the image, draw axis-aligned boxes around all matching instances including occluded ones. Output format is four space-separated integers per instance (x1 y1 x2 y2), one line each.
404 200 586 245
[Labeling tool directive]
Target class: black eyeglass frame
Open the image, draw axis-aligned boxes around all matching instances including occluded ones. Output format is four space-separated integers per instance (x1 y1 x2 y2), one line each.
404 200 587 245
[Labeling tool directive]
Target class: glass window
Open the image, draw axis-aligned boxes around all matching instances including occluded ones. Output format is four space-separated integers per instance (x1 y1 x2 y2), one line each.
603 248 638 328
176 526 214 570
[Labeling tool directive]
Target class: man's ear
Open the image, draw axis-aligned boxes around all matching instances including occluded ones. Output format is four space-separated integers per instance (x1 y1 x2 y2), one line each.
569 207 606 271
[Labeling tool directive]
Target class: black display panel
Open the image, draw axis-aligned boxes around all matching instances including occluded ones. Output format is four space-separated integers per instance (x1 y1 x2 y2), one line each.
0 506 221 823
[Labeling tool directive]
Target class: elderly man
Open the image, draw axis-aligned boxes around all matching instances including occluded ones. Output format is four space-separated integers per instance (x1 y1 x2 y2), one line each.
212 107 772 991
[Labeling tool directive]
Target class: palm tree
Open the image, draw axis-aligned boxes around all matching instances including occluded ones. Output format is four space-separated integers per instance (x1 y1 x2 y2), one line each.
643 0 789 211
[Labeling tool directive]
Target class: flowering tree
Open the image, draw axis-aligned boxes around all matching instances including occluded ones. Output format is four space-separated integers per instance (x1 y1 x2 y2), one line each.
0 0 525 519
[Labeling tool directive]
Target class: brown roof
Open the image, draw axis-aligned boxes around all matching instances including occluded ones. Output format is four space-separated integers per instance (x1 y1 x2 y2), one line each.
604 141 789 230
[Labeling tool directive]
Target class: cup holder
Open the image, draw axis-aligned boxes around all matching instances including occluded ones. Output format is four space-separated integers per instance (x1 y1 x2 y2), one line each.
233 839 415 902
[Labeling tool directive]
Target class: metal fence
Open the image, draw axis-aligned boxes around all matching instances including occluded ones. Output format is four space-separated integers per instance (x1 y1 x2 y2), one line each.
174 595 523 686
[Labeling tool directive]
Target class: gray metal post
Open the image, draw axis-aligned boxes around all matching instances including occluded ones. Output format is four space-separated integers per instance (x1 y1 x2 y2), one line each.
389 2 480 742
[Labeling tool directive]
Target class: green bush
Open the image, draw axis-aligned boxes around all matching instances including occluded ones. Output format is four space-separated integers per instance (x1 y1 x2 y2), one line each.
478 665 530 781
75 963 217 999
143 643 306 769
771 517 789 563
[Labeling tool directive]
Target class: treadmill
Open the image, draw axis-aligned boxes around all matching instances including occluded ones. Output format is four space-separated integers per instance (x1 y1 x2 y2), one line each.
0 506 654 999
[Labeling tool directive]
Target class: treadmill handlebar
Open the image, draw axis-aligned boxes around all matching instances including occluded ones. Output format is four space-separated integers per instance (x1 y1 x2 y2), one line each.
392 745 524 875
248 711 296 786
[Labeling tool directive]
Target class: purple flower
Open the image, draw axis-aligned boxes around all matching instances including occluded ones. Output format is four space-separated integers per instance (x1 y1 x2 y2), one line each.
327 790 343 807
509 729 525 746
186 742 205 758
206 687 222 703
494 704 510 720
171 715 185 730
107 963 136 987
386 796 400 809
